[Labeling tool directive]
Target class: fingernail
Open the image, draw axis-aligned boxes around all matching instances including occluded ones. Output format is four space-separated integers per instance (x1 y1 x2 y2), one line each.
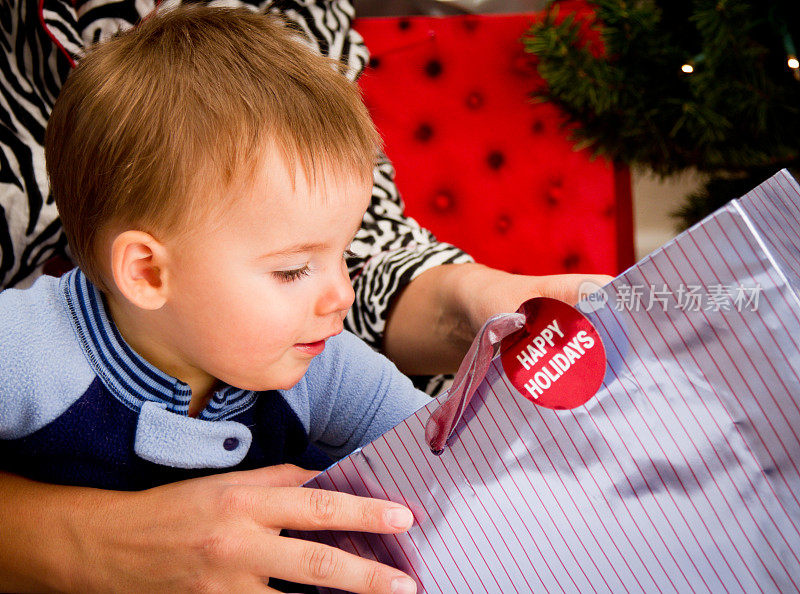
391 576 417 594
385 506 413 530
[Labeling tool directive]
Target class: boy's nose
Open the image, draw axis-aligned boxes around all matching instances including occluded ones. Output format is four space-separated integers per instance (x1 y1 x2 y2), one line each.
315 265 355 317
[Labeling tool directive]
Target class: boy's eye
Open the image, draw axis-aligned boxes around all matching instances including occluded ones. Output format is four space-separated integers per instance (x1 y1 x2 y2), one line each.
273 265 310 283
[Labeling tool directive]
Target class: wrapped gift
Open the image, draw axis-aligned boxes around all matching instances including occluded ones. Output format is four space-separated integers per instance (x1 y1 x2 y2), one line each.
302 170 800 593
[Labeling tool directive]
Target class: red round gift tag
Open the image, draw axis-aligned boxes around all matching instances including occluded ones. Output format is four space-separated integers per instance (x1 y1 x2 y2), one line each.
500 297 606 409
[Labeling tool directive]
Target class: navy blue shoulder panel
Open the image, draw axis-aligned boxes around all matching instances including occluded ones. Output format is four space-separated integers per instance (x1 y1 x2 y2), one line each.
0 381 331 491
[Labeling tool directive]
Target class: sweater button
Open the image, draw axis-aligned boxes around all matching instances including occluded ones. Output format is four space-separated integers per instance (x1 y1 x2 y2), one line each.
223 437 240 451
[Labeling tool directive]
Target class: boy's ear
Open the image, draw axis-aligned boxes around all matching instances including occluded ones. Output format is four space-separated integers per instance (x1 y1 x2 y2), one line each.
110 230 170 310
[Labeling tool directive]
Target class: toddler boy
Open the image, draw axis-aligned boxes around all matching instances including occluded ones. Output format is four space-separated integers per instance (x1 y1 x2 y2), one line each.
0 5 429 490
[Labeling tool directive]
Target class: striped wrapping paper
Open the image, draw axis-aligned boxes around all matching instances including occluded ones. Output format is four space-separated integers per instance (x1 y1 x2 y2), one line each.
302 170 800 593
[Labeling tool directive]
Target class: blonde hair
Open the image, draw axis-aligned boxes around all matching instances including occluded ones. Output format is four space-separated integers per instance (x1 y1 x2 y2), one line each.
45 5 379 290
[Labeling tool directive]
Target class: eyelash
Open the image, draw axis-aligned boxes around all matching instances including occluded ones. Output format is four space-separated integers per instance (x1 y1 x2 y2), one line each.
273 250 356 283
274 266 311 283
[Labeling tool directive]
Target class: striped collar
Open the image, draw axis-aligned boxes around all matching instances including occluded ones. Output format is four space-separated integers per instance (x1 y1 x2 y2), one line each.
61 268 257 421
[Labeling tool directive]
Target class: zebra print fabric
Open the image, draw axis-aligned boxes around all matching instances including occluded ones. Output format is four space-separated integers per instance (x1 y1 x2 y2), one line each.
0 0 470 393
0 0 75 289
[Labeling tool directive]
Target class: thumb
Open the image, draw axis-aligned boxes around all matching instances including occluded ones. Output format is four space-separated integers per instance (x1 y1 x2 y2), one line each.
544 274 613 305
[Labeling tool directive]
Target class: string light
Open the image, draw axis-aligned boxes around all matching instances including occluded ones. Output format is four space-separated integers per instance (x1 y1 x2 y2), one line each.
783 30 800 80
681 53 704 75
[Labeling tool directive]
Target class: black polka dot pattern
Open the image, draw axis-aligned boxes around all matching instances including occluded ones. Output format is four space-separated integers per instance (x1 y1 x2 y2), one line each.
414 122 434 142
462 17 479 32
487 150 505 170
546 178 564 205
351 14 631 281
563 253 581 270
425 59 443 78
512 53 536 75
432 191 454 213
466 91 484 109
496 215 512 234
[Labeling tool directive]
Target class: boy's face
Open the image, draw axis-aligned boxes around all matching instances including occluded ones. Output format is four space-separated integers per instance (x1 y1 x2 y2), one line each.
160 153 370 393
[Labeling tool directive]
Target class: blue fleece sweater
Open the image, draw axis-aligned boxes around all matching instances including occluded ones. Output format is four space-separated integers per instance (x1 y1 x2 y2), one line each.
0 269 429 490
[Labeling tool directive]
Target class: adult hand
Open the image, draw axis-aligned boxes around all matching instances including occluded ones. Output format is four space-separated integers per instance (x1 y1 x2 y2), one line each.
452 264 614 338
384 263 613 375
0 466 417 593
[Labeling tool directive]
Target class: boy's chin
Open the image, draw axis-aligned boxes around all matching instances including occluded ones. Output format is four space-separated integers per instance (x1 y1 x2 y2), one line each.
251 364 311 392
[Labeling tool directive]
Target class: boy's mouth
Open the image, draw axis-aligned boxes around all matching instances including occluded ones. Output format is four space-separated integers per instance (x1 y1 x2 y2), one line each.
293 339 326 356
293 328 343 356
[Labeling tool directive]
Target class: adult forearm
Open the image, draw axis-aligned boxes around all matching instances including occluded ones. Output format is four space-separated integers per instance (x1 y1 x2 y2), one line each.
0 472 91 592
383 263 614 376
383 263 487 376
